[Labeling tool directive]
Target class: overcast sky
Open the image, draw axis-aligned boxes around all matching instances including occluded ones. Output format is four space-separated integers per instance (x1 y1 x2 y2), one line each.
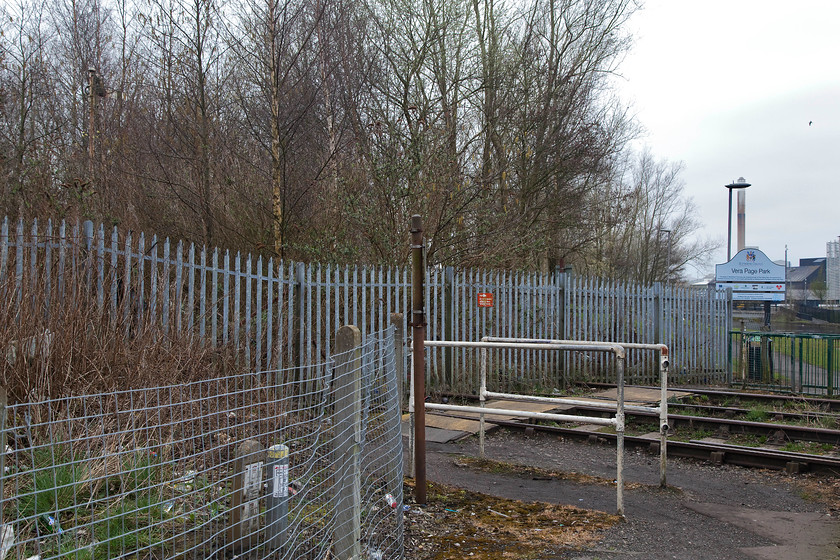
617 0 840 276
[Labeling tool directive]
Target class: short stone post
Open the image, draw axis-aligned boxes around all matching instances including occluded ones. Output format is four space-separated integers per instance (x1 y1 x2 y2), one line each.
333 325 362 560
391 314 405 408
226 439 265 552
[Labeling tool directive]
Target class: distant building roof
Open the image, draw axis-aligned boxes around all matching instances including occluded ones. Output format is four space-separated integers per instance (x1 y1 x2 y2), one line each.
690 273 715 287
787 265 821 283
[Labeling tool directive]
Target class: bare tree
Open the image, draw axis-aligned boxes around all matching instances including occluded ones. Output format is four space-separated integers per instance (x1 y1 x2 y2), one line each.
586 149 719 283
229 0 344 259
0 0 690 280
482 0 637 270
139 0 229 245
0 0 56 216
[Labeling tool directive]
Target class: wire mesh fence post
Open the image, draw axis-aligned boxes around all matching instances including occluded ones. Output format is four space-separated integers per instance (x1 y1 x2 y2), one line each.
0 387 5 527
391 313 405 409
387 326 406 556
266 443 289 554
334 325 362 560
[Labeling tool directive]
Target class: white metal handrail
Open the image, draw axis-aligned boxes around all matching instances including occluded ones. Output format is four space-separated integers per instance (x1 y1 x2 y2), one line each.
482 337 670 488
414 338 630 515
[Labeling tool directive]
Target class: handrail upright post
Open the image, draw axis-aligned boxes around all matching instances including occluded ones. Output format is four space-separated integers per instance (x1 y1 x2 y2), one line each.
616 352 625 517
408 354 415 478
480 347 487 457
659 349 669 488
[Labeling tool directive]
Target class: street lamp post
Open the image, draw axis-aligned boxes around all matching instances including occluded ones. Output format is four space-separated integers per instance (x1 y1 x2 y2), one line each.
725 177 751 261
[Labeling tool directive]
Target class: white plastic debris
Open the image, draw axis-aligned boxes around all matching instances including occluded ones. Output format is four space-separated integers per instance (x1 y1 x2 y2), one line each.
384 493 397 508
173 470 197 492
0 524 14 560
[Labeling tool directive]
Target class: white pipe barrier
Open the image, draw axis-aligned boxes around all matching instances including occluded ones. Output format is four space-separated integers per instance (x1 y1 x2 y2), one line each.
418 339 629 516
481 337 670 488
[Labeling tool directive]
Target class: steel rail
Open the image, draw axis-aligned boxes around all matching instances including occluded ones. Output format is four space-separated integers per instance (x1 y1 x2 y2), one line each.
667 402 838 421
440 414 840 475
582 382 840 412
565 404 840 445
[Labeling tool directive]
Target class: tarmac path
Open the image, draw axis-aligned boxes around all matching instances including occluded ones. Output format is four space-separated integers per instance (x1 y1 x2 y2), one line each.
415 428 840 560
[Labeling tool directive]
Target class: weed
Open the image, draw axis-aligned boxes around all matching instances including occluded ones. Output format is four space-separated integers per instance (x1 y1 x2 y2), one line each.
16 445 90 530
12 443 178 560
728 434 765 448
745 407 768 422
625 421 658 436
111 451 169 496
721 397 739 407
89 495 167 559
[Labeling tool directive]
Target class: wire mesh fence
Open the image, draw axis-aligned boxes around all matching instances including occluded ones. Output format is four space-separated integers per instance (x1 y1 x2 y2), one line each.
0 326 403 560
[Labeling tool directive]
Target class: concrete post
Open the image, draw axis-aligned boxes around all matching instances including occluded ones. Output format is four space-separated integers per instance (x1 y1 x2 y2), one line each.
333 325 362 560
391 313 405 409
226 439 265 552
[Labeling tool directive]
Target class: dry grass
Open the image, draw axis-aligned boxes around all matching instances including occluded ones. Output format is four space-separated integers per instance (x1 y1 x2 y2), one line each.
789 472 840 512
404 479 622 560
0 269 242 405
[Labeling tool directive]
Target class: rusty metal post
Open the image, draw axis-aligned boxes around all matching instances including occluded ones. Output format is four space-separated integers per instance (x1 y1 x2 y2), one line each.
410 215 426 504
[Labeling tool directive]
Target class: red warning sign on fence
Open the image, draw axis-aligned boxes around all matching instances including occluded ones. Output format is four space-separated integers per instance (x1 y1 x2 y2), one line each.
477 292 494 307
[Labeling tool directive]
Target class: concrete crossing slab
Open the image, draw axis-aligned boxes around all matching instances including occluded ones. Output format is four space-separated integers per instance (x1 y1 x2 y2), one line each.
400 388 694 444
580 387 693 406
401 398 564 443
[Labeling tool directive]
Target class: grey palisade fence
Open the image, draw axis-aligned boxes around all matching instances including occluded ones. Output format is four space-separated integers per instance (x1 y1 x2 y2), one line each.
0 217 731 391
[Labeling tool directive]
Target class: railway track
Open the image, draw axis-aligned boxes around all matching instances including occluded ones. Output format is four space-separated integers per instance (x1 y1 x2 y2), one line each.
447 413 840 475
565 404 840 445
433 385 840 475
582 382 840 412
